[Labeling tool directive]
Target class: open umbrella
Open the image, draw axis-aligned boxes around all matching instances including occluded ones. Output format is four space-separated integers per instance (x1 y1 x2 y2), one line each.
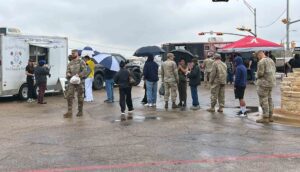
170 49 194 63
134 46 165 57
79 46 100 57
93 53 120 72
219 36 284 53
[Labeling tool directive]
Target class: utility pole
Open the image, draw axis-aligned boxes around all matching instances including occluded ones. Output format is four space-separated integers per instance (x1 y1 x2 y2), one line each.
254 8 257 36
242 0 257 37
286 0 290 51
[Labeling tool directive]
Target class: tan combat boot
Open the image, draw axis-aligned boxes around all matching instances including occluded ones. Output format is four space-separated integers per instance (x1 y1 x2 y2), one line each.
64 100 72 118
217 107 224 113
207 107 215 113
172 102 179 109
256 117 270 123
64 112 72 118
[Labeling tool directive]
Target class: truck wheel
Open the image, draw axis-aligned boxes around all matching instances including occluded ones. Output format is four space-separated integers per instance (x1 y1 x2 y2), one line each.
19 84 29 100
93 73 104 90
132 71 141 86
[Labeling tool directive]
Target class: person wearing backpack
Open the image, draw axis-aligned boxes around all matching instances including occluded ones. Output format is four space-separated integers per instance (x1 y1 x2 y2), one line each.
83 55 95 102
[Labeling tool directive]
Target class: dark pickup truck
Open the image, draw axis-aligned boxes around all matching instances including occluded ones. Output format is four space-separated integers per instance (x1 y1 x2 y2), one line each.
93 53 142 90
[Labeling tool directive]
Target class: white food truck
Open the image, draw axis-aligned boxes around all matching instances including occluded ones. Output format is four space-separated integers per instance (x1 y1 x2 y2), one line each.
0 28 68 99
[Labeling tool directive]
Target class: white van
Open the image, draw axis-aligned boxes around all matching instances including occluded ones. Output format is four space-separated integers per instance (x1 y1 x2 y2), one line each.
0 28 68 99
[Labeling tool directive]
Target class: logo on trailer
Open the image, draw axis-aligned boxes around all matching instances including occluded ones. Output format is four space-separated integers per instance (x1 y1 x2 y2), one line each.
10 51 23 67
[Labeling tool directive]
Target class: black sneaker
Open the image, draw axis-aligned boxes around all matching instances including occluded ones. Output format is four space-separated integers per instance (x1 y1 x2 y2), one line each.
236 111 243 116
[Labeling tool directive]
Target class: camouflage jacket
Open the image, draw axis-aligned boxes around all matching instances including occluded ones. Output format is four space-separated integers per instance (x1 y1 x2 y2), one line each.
256 57 276 88
161 59 179 83
203 58 214 73
66 58 88 80
210 60 227 85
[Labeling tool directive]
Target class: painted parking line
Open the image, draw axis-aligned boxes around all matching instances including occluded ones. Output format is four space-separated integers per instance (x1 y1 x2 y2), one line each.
20 153 300 172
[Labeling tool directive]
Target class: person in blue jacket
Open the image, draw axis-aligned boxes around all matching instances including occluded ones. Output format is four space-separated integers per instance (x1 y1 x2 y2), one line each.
234 56 248 117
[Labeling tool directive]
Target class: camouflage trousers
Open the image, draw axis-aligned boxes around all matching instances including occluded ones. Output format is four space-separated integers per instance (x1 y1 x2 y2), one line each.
210 84 225 108
164 82 178 102
257 86 273 117
66 83 84 112
204 72 211 87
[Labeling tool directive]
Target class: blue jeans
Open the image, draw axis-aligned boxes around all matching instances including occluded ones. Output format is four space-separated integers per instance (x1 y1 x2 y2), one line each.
105 79 114 101
227 71 234 84
190 86 199 106
146 81 157 104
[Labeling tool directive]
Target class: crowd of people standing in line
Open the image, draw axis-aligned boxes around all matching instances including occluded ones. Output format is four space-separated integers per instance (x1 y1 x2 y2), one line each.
26 49 277 124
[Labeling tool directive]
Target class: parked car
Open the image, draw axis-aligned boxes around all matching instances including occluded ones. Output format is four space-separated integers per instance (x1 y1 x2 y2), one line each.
276 57 293 73
93 53 142 90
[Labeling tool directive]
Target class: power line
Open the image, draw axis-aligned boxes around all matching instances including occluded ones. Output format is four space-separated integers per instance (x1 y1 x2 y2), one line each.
258 8 287 28
69 39 135 52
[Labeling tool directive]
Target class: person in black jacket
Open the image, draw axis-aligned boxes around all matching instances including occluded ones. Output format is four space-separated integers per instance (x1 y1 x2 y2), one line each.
143 55 159 107
187 58 201 110
114 61 134 121
34 60 50 104
25 59 36 103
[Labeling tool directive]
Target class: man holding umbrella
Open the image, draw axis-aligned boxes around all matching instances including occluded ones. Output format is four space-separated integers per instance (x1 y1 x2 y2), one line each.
161 53 179 109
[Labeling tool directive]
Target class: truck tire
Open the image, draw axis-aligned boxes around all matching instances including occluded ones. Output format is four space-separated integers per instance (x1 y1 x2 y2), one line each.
93 73 104 90
132 71 141 86
19 84 29 100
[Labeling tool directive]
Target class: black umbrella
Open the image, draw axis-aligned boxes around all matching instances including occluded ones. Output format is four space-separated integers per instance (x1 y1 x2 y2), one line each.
134 46 165 57
170 49 194 63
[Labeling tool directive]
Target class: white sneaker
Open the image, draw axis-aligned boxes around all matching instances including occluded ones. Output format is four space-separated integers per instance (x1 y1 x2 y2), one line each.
149 103 153 107
152 103 156 107
27 99 32 103
144 103 150 107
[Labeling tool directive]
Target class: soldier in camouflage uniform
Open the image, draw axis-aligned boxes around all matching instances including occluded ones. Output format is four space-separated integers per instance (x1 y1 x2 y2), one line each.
64 49 88 118
161 53 179 109
207 53 227 113
255 51 276 123
203 54 214 88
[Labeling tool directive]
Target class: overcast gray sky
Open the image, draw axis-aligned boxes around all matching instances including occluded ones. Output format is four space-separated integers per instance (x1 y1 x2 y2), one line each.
0 0 299 56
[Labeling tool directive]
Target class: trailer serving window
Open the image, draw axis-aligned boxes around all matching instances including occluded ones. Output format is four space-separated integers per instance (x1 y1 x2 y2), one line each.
29 45 49 64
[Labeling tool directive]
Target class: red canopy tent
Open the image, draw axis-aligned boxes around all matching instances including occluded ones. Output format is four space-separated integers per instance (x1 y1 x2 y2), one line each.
219 36 284 53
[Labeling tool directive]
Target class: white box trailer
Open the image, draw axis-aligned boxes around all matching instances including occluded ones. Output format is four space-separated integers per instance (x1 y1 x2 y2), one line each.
0 30 68 99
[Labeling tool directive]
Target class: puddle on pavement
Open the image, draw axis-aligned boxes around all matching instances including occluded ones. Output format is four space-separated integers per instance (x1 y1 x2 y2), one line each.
112 115 161 123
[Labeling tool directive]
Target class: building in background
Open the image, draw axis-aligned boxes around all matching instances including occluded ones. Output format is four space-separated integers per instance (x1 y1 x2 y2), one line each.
161 41 232 61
